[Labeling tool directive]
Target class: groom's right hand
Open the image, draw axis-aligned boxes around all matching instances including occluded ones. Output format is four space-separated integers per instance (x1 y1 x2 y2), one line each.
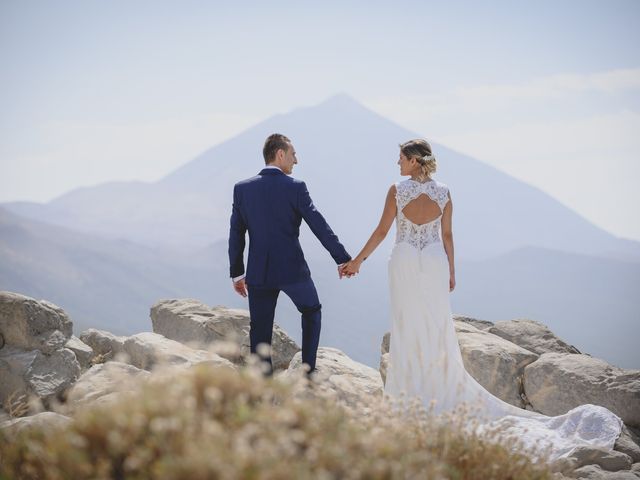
233 278 248 297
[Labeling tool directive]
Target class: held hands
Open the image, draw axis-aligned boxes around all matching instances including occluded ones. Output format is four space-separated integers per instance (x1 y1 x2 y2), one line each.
339 259 362 279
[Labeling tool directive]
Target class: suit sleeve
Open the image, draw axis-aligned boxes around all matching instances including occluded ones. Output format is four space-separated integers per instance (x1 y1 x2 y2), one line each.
297 181 351 265
228 185 247 278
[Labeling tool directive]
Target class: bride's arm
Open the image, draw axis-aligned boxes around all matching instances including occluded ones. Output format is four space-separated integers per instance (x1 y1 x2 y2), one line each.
343 185 397 275
441 191 455 291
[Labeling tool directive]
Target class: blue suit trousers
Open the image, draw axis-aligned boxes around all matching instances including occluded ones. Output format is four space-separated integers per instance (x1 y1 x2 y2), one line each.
247 278 321 376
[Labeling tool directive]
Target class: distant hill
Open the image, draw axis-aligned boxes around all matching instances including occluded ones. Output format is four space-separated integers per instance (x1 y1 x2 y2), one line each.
5 95 639 262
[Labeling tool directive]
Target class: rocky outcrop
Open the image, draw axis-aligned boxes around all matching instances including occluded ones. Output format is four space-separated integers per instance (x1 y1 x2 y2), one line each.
285 347 383 410
79 329 234 371
0 291 73 354
523 353 640 428
454 321 538 408
151 299 299 370
488 319 580 355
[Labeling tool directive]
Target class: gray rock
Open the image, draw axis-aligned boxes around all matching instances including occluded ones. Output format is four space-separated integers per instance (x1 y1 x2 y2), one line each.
151 299 300 370
0 345 80 409
64 361 150 410
567 445 632 471
0 411 71 434
285 347 383 410
452 314 495 331
523 353 640 428
570 464 638 479
488 318 580 355
454 320 539 408
631 462 640 474
381 332 390 355
0 291 73 354
615 425 640 463
64 335 94 371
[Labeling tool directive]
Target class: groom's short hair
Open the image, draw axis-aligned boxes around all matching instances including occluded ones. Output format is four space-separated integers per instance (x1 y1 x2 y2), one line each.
263 133 291 164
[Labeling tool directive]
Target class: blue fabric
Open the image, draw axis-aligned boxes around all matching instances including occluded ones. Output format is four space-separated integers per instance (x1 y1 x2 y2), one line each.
228 168 350 286
248 278 322 374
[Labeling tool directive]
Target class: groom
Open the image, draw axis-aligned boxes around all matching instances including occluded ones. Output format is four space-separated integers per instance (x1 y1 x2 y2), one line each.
228 133 351 377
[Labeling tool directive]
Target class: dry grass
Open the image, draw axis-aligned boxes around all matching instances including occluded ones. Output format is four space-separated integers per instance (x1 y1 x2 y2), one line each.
0 361 555 480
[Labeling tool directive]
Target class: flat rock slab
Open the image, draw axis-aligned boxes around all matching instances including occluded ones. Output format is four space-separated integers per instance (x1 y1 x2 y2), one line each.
79 329 234 371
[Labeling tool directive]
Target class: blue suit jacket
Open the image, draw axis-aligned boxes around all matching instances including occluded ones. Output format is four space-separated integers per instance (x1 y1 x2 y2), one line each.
228 168 351 287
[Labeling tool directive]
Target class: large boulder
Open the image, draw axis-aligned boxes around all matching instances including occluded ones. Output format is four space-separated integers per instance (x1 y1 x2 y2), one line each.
488 319 580 355
523 353 640 428
454 321 539 408
0 345 80 409
151 299 300 370
0 291 73 354
63 361 150 411
285 347 383 409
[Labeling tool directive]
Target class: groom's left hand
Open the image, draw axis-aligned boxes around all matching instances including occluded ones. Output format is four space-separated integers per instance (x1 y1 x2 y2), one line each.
233 278 248 297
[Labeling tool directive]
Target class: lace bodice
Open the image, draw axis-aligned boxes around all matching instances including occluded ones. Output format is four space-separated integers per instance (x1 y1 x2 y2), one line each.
395 179 450 250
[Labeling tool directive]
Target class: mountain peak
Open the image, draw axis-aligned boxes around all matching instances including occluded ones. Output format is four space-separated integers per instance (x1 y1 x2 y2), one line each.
317 93 361 108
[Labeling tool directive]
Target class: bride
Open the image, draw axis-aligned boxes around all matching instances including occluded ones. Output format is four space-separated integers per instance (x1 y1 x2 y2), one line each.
341 139 623 461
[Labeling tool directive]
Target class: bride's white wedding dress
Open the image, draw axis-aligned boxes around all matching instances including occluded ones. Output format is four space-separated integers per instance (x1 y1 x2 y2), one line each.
384 178 623 461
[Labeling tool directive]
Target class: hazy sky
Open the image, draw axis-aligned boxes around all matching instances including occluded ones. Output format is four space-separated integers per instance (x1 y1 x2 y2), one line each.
1 1 639 240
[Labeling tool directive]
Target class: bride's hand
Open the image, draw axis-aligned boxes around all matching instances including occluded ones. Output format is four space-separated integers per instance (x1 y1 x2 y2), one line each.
343 259 362 278
449 272 456 292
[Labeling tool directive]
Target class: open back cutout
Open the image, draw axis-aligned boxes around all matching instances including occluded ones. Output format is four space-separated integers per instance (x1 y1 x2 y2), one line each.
401 193 443 225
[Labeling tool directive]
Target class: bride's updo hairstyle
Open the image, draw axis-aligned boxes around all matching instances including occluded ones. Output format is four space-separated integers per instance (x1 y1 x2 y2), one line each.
400 139 436 180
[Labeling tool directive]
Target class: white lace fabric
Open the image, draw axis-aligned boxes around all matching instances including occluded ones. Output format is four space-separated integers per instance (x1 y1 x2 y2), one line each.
395 179 450 250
